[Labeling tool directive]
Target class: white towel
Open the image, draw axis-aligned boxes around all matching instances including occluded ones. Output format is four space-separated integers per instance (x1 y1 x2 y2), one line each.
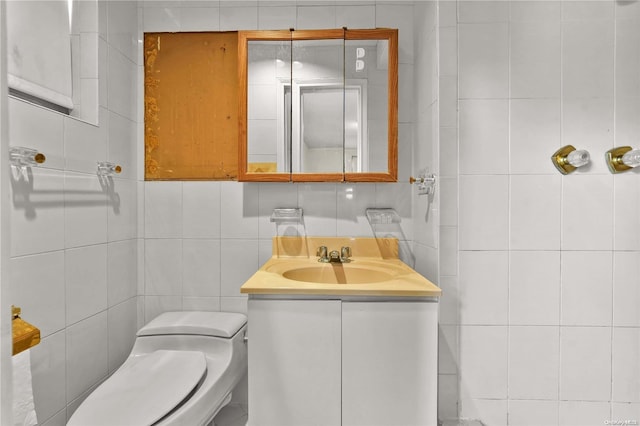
12 349 38 426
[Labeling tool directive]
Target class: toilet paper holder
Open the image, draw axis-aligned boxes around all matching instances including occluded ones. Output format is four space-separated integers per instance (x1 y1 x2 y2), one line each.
12 306 40 356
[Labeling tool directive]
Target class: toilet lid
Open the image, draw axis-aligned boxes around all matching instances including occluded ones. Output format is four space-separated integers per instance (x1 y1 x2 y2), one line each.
67 350 207 426
138 311 247 338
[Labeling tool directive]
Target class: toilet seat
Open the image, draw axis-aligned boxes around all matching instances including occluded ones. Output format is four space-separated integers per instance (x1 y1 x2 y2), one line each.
67 350 207 426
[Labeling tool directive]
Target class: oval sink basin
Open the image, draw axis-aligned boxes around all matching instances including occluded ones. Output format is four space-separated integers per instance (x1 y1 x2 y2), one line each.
282 264 396 284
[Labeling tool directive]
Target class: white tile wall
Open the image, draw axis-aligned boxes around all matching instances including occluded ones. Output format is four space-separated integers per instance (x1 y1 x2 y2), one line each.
559 401 611 426
458 23 508 99
258 6 296 30
144 181 182 238
183 182 221 239
459 251 508 325
562 20 614 99
612 327 640 403
183 239 221 298
459 326 508 399
31 331 66 423
180 7 221 32
64 172 108 248
562 98 614 175
611 403 640 425
560 326 612 401
614 174 640 250
460 399 509 426
257 183 300 239
220 6 258 31
15 2 637 425
107 298 137 373
10 168 65 257
561 251 613 326
453 1 640 424
508 400 559 426
64 109 108 174
335 5 375 29
510 99 561 175
141 175 417 327
220 182 259 239
65 311 109 402
107 46 137 121
510 175 561 250
107 240 137 306
11 252 66 338
459 175 509 250
7 2 139 423
459 100 509 175
509 251 560 326
220 239 259 298
510 20 561 99
65 245 108 326
508 326 559 400
145 239 183 296
561 175 614 250
613 251 640 327
458 1 509 23
107 178 137 241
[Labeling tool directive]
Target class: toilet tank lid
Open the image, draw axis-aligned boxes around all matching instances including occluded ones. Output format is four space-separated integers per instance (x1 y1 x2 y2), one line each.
138 311 247 338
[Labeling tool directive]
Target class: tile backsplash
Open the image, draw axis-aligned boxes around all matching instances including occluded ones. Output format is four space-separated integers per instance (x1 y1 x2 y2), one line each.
141 181 414 322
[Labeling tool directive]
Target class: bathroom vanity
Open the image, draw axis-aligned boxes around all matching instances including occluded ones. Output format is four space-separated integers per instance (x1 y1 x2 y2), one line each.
241 237 440 426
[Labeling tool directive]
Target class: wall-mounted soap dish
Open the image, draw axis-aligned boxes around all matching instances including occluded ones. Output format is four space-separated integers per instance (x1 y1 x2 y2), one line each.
366 208 401 225
271 208 303 223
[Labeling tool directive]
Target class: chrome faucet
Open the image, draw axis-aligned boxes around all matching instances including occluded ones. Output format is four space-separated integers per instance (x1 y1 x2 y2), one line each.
317 245 352 263
329 250 341 262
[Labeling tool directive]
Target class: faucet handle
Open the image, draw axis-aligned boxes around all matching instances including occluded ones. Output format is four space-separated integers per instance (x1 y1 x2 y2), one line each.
316 246 328 258
341 246 352 261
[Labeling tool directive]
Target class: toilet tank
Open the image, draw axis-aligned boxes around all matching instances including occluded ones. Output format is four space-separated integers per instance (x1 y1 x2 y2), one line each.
131 311 247 357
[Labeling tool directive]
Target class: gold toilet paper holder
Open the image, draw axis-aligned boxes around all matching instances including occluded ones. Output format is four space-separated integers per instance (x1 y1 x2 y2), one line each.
12 306 40 356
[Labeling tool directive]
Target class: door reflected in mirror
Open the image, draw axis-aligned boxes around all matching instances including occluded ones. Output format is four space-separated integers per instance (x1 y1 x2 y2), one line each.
289 84 364 173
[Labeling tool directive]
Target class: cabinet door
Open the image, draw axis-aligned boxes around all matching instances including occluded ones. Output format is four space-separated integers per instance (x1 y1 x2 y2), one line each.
342 301 439 426
247 299 342 426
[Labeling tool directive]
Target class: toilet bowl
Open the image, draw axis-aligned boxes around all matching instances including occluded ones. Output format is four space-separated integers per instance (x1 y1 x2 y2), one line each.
67 311 247 426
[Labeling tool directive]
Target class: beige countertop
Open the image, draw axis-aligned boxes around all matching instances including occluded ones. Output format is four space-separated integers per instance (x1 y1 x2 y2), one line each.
240 237 441 297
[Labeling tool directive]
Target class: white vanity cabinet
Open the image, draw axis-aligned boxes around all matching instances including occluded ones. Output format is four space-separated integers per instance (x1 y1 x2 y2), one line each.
342 301 438 426
247 299 342 426
247 297 439 426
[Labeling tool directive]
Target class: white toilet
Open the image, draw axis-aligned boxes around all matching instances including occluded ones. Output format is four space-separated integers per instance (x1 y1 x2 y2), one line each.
67 311 248 426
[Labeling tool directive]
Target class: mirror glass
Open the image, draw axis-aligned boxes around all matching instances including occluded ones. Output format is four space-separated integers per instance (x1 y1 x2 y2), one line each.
247 40 291 174
345 39 388 173
241 29 397 182
291 38 344 174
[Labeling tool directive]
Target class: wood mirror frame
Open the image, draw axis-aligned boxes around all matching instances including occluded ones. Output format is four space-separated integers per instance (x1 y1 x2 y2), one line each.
238 28 398 183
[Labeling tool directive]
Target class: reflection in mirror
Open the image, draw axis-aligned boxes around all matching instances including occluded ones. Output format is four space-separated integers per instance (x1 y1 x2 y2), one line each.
247 40 291 174
239 28 397 182
6 0 99 125
346 39 388 173
291 37 344 175
300 86 360 173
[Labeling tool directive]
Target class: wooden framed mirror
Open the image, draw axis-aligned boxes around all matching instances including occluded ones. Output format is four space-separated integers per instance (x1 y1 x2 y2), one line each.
238 28 397 182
